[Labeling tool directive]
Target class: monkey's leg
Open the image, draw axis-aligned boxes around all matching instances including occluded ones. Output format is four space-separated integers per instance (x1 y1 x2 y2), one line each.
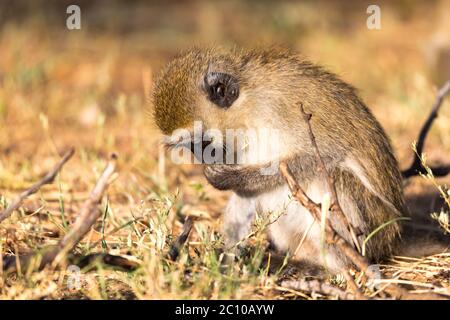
266 170 401 273
261 182 351 274
289 169 401 272
338 165 448 259
330 169 402 263
221 193 257 260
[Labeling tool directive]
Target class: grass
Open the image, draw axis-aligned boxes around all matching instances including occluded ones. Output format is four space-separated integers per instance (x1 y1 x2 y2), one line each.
0 1 449 299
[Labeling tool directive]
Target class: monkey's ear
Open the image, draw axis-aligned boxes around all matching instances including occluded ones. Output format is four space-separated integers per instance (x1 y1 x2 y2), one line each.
203 72 239 109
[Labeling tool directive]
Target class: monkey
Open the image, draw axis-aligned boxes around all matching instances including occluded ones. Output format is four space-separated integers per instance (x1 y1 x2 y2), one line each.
152 46 444 274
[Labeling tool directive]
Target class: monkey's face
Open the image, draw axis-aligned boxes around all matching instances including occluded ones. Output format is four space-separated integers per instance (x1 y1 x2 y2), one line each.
153 48 247 150
153 48 295 165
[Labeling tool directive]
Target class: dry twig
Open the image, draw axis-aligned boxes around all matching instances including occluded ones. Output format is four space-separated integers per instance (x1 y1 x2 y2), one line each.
402 80 450 178
281 279 356 300
0 148 75 223
51 153 118 266
1 153 140 273
300 104 362 252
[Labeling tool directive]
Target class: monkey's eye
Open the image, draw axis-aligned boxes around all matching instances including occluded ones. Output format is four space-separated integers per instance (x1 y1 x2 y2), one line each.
203 72 239 109
215 83 225 97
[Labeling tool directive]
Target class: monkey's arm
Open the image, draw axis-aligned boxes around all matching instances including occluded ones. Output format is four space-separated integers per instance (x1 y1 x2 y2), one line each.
203 156 313 197
203 164 281 196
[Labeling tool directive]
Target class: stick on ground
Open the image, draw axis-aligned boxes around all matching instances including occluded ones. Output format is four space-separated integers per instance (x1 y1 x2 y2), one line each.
0 148 75 223
51 153 118 266
1 153 134 273
281 279 356 300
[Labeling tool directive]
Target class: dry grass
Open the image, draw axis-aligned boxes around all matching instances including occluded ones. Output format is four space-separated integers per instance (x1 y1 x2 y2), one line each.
0 1 449 299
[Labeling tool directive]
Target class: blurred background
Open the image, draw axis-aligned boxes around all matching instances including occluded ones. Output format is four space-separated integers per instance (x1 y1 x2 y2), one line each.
0 0 449 299
0 0 449 164
1 0 450 223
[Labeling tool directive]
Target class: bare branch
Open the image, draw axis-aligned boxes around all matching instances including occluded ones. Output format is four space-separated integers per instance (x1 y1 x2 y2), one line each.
2 153 123 273
281 279 356 300
51 153 118 266
403 80 450 178
299 104 362 253
0 148 75 223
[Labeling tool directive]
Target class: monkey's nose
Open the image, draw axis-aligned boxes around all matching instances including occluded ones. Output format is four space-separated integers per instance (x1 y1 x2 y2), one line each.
189 140 211 154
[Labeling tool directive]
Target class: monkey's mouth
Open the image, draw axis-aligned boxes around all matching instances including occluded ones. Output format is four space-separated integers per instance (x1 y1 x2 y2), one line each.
162 133 211 152
189 140 212 154
162 133 226 164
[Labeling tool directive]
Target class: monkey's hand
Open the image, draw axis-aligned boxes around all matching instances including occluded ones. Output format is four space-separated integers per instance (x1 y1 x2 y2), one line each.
203 164 245 191
203 163 284 196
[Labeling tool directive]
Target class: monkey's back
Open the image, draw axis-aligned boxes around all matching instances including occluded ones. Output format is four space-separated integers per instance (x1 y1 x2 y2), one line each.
236 48 406 262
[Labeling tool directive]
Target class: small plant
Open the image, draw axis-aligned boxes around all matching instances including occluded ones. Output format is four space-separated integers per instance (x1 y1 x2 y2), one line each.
415 144 450 234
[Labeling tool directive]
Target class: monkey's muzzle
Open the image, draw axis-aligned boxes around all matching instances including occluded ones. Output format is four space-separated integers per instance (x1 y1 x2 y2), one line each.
162 131 216 162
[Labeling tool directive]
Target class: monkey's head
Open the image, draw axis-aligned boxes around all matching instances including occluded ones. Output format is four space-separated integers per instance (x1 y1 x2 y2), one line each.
152 48 245 135
152 47 314 163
